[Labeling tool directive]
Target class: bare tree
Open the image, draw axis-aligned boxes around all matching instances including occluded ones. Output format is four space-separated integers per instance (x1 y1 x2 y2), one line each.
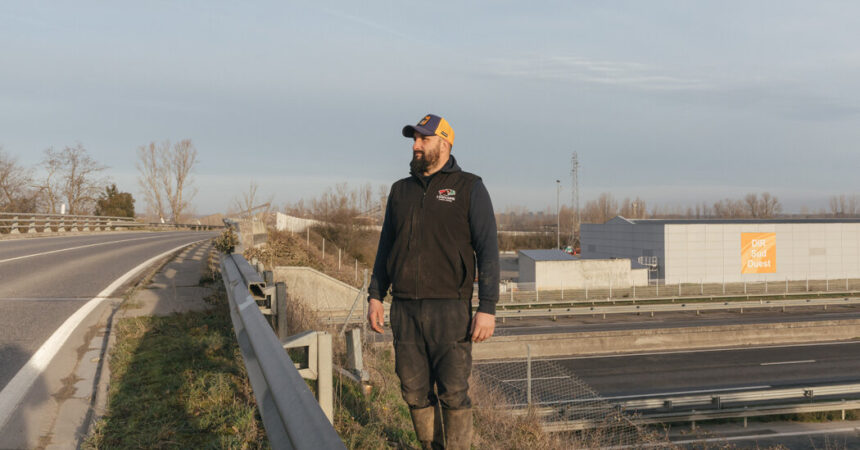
758 192 782 217
233 181 273 218
744 193 761 218
830 194 859 217
0 147 38 212
136 139 198 223
165 139 198 223
37 144 107 215
136 141 168 221
582 192 618 223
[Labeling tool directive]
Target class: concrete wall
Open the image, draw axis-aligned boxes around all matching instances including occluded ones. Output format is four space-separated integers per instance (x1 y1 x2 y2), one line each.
516 255 648 290
581 219 665 278
273 266 360 315
664 223 860 284
275 212 321 233
533 259 648 289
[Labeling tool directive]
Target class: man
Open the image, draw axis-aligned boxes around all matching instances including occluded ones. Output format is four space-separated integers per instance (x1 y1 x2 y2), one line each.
367 114 499 449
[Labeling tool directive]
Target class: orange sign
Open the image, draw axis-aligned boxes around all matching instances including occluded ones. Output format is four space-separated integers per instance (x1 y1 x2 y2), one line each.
741 232 776 274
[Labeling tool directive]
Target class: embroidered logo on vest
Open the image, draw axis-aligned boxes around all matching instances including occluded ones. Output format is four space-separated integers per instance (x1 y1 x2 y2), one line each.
436 189 456 202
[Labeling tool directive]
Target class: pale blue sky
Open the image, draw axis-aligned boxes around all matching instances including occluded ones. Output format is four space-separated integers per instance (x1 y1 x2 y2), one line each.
2 1 859 215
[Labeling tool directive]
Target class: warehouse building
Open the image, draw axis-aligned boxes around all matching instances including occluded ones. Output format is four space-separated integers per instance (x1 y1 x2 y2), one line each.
517 249 648 290
581 217 860 284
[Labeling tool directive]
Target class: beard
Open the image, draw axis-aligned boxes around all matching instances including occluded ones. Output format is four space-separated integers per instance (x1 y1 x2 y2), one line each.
409 143 441 174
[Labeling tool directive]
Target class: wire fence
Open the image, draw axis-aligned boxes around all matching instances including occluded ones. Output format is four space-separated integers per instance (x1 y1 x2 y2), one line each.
501 278 860 305
473 348 667 447
294 228 374 289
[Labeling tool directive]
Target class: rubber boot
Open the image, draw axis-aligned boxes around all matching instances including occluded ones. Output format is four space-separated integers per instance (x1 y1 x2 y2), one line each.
410 406 436 450
442 408 473 450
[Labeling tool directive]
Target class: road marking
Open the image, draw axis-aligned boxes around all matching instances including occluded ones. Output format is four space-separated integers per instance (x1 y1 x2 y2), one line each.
0 235 171 264
0 239 206 430
761 359 816 366
598 385 771 401
502 376 571 382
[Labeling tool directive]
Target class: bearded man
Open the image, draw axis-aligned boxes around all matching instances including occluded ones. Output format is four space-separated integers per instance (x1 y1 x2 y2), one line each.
367 114 500 449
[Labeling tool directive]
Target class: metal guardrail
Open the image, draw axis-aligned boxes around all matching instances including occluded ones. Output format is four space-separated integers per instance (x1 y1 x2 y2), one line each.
0 212 223 234
517 382 860 432
493 296 860 320
220 253 345 450
0 212 139 233
541 399 860 432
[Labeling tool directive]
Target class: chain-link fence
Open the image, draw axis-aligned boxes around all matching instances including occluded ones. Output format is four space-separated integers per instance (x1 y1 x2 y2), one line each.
473 349 668 448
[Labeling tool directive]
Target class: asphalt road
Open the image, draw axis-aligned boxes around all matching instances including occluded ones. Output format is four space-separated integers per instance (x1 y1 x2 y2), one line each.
474 341 860 401
0 231 218 389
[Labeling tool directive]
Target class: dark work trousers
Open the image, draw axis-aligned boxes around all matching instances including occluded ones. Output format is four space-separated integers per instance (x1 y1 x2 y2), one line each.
390 298 473 410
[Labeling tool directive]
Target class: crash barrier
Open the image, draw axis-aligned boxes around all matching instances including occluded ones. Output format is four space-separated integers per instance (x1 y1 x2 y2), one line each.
0 212 223 234
493 296 860 320
531 382 860 431
220 253 345 450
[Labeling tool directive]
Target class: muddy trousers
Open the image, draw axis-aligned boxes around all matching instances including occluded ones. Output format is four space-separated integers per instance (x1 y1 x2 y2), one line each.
390 298 473 410
392 298 474 449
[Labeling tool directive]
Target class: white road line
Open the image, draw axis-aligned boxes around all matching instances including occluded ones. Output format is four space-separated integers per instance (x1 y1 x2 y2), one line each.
599 385 771 401
761 359 816 366
0 239 206 430
502 376 571 382
0 235 169 264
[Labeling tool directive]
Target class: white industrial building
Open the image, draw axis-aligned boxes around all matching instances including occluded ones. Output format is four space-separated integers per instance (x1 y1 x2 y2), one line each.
581 217 860 284
517 249 648 290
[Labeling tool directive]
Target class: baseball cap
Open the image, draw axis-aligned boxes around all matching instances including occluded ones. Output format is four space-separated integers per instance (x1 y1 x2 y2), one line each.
402 114 455 146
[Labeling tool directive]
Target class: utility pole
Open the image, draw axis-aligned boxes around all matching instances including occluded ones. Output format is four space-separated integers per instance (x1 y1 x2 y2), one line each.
556 179 561 249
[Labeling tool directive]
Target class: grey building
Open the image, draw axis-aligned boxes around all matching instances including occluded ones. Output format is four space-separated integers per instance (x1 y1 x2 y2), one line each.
581 217 860 284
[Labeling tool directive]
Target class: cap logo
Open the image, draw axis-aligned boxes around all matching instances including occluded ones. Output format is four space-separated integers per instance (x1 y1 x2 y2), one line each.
419 116 431 126
436 188 456 202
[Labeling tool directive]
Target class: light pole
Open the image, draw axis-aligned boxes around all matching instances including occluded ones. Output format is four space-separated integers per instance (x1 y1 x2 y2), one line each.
556 179 561 249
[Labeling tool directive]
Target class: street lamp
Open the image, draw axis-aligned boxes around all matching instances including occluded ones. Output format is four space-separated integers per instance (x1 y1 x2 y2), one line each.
556 179 561 249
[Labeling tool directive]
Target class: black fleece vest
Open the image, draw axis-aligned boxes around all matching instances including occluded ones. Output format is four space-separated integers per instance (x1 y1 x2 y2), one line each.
386 169 479 300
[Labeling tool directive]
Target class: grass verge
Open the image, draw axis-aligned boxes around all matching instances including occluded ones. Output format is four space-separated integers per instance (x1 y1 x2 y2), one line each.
84 256 268 449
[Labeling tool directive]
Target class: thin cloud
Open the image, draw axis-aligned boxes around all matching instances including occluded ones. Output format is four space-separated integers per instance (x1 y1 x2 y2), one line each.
483 55 712 91
318 6 414 42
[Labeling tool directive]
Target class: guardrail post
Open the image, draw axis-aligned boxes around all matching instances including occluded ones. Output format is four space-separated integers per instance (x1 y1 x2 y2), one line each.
57 216 65 232
317 332 333 422
27 216 37 233
82 218 90 231
9 216 19 234
276 282 288 341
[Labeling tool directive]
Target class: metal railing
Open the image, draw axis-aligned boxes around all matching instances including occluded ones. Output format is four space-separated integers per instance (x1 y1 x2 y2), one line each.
494 296 860 320
0 212 223 234
220 253 345 450
0 212 140 233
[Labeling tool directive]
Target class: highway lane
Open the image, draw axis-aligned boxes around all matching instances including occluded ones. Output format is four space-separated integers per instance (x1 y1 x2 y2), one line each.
0 231 218 389
474 341 860 401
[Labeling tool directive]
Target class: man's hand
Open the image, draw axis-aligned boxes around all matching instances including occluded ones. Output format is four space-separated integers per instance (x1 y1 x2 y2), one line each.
470 312 495 343
367 298 385 334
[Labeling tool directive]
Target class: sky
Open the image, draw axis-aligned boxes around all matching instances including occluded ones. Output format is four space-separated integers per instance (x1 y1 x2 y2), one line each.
2 1 859 215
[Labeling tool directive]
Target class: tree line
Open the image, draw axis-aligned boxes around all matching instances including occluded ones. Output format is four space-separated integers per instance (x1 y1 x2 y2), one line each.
0 140 199 223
